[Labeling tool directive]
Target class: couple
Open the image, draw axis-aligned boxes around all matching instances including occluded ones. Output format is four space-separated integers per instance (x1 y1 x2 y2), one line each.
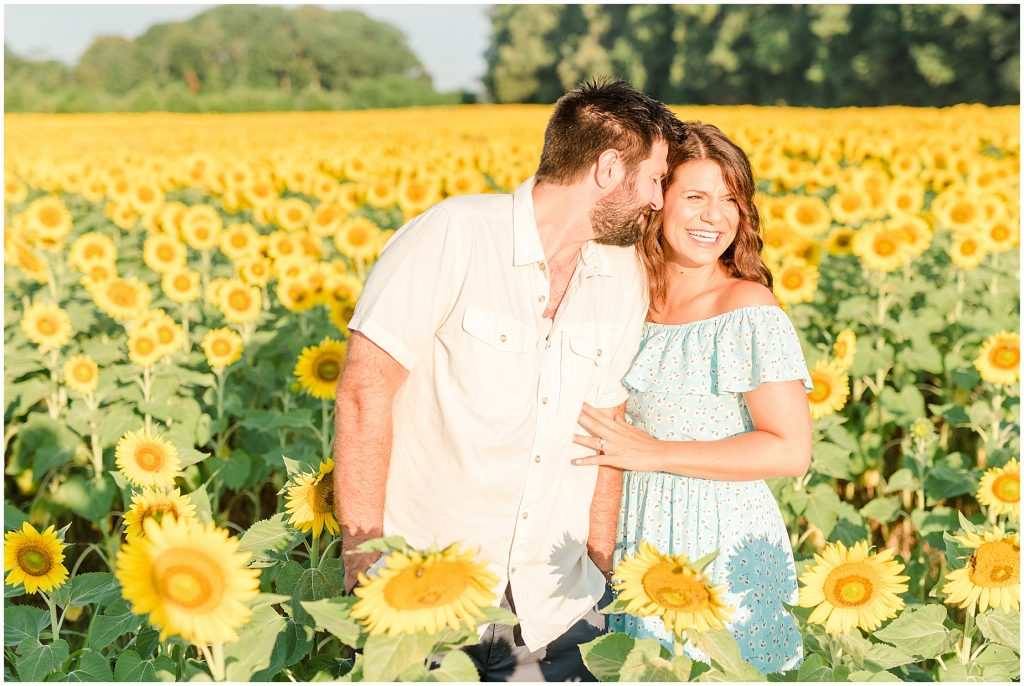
334 80 813 681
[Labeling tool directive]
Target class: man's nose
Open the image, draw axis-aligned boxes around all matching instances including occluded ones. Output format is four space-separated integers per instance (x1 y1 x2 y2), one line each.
649 183 664 212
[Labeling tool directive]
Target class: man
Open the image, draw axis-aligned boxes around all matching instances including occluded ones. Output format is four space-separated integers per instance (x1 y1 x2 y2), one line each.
335 79 680 680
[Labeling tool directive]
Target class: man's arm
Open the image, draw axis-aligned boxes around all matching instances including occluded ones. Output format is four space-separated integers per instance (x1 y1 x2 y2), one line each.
334 331 409 593
586 403 626 576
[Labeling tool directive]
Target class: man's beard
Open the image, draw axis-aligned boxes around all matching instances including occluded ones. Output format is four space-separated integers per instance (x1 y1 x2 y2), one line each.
590 174 649 247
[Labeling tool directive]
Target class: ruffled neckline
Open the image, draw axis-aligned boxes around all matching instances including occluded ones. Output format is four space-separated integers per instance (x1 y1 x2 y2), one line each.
644 305 785 329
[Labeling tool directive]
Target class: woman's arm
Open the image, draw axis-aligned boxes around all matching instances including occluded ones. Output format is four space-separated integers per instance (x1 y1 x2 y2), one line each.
572 379 812 480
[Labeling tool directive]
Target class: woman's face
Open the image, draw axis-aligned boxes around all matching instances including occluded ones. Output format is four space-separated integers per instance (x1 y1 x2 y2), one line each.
661 159 741 269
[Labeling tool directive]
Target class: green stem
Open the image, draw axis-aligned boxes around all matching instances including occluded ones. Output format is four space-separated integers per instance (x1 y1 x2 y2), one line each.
140 366 154 432
215 367 227 455
44 593 60 644
321 399 331 460
958 602 976 663
310 533 320 569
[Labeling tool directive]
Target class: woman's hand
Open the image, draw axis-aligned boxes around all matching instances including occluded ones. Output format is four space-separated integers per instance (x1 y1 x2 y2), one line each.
572 403 664 470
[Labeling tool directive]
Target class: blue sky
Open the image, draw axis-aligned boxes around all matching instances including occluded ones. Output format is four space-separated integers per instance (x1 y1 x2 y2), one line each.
3 3 491 92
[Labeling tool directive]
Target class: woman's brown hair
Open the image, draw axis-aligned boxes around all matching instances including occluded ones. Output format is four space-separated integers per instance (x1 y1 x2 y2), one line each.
640 121 773 311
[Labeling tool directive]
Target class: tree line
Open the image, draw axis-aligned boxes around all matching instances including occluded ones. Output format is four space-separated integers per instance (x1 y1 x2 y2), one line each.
5 5 466 113
484 4 1020 106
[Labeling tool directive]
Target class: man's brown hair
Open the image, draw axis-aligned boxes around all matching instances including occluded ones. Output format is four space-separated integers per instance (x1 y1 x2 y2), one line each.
534 78 681 186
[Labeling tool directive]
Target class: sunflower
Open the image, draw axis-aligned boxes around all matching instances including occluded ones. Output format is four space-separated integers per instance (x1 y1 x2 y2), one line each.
398 178 442 219
147 314 186 356
334 216 382 262
807 359 850 420
976 459 1020 521
351 543 500 636
276 276 315 313
123 488 198 541
828 190 867 227
771 257 818 306
201 328 244 369
612 541 732 638
3 522 69 595
68 231 117 272
832 329 857 372
445 168 488 196
106 202 139 231
143 234 187 274
63 354 100 395
129 179 165 216
949 235 988 270
236 256 272 287
308 202 345 237
266 231 301 261
217 280 262 324
127 327 163 368
90 275 152 321
784 195 832 237
21 302 72 351
180 204 222 251
5 175 28 205
115 428 180 488
886 216 932 258
365 180 397 209
852 222 912 272
293 337 347 400
24 195 73 244
886 180 925 217
116 516 260 645
328 299 356 334
218 222 260 260
942 528 1019 612
798 540 909 634
285 458 340 538
161 267 201 304
275 197 312 232
973 331 1019 386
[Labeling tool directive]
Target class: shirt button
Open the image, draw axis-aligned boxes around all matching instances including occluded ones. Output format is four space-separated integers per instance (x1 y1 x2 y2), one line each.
541 397 549 405
596 349 603 357
538 263 546 272
511 566 517 574
499 334 508 342
538 295 546 303
522 512 529 519
534 455 541 463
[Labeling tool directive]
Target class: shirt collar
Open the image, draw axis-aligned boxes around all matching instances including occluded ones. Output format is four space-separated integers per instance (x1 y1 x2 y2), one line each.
512 176 615 278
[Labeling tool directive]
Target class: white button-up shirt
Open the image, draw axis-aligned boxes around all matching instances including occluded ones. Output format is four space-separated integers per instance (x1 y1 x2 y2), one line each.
348 177 648 650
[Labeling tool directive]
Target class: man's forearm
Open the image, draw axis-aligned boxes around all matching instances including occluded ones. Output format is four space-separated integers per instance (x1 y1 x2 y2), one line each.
587 465 623 574
334 393 393 553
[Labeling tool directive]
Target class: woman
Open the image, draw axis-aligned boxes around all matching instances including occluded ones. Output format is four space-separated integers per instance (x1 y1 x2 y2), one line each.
572 122 812 674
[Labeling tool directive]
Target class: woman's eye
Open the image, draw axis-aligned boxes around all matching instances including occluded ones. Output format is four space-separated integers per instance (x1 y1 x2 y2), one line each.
687 194 701 200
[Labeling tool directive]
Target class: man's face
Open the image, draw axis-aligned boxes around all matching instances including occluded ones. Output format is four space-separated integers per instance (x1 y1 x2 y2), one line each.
592 139 670 247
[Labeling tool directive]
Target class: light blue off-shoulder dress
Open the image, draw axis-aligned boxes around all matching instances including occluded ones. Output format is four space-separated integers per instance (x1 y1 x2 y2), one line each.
608 305 813 675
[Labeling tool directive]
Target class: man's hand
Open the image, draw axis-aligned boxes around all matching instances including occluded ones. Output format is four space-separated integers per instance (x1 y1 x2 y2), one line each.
343 549 381 594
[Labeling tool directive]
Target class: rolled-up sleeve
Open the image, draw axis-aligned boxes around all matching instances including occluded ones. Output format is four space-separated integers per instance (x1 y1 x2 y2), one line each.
348 203 468 370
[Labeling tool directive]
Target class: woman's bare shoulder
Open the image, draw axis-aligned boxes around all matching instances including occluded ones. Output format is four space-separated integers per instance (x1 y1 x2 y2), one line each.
720 278 779 310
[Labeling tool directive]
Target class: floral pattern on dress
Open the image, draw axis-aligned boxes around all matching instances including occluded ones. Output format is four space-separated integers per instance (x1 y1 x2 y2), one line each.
608 305 811 675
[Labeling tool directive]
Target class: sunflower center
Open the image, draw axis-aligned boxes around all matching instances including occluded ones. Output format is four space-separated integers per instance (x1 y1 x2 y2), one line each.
84 245 105 259
135 445 165 472
157 554 222 611
808 378 831 403
157 327 174 344
989 344 1019 370
73 364 94 381
835 234 852 248
991 226 1009 241
136 338 155 355
823 563 876 607
313 476 334 514
951 204 973 223
228 291 251 310
874 238 896 256
968 540 1020 588
835 341 848 358
314 356 341 382
961 241 977 256
108 282 137 306
991 474 1019 503
383 559 472 609
211 339 232 356
37 318 58 335
39 206 62 228
640 561 710 611
157 245 174 261
138 187 155 203
173 275 191 290
18 547 53 576
782 273 804 290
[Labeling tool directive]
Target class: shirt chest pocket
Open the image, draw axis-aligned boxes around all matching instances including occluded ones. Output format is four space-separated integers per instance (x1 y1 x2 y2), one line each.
453 305 537 416
560 324 611 409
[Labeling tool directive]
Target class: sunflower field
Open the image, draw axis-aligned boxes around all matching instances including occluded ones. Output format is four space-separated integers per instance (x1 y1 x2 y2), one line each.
3 105 1020 682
